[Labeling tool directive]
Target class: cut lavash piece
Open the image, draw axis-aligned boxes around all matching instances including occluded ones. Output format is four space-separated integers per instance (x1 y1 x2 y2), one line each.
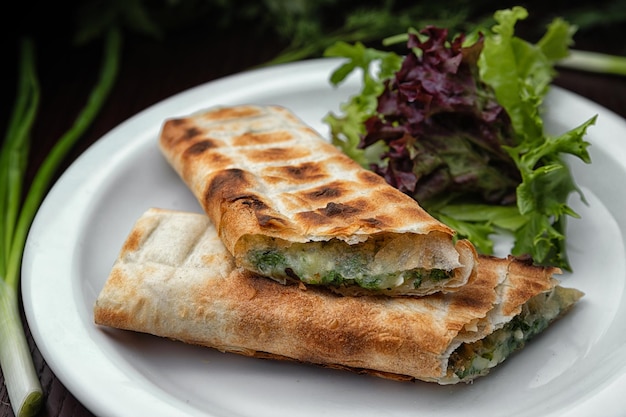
158 104 477 296
93 208 583 384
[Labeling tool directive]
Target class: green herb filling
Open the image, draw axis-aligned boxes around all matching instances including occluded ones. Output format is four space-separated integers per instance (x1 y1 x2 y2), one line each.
246 240 452 291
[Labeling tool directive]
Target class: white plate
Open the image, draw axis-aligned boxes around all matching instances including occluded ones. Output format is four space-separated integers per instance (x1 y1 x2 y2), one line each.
22 58 626 417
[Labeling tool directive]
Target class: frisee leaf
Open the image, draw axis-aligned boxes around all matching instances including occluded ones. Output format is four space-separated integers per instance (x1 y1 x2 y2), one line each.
478 7 596 268
323 42 401 166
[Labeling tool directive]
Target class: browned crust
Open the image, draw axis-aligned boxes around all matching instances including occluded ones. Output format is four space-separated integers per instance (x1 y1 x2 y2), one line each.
93 209 572 383
158 105 464 261
500 256 561 317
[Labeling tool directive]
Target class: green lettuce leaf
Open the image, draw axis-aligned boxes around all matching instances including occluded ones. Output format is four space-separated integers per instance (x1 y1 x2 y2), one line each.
323 41 401 166
477 6 595 268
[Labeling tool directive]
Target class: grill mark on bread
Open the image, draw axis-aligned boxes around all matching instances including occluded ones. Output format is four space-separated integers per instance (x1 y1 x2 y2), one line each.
233 131 293 146
230 194 269 211
261 162 330 186
229 194 289 229
293 195 379 227
206 169 293 232
303 185 343 201
323 202 361 217
360 217 386 228
160 120 200 147
256 214 290 228
450 292 493 313
122 228 144 254
121 216 159 255
184 139 217 156
293 202 363 227
206 168 253 202
182 142 233 183
295 211 332 226
282 162 327 181
243 146 311 163
377 188 415 203
202 106 261 121
183 127 202 140
357 170 388 185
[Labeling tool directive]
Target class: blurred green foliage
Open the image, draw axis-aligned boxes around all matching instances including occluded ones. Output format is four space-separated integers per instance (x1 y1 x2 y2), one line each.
68 0 626 63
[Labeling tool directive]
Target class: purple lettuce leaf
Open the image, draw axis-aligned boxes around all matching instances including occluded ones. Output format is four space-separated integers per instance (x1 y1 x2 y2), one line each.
361 26 521 205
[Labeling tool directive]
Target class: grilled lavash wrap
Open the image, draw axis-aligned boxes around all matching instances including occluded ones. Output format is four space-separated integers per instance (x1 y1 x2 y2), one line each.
158 104 477 296
94 208 583 384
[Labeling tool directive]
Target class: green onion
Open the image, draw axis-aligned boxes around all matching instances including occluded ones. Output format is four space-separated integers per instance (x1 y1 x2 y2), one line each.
0 27 121 417
0 37 42 417
558 49 626 77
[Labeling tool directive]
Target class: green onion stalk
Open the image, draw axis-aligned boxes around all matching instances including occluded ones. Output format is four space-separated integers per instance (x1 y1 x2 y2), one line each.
559 49 626 77
0 28 121 417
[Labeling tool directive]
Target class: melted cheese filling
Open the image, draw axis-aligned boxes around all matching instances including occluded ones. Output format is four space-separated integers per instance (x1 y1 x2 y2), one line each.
242 234 458 291
447 285 579 382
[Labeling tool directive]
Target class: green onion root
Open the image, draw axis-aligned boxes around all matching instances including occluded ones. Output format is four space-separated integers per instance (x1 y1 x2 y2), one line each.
0 281 42 417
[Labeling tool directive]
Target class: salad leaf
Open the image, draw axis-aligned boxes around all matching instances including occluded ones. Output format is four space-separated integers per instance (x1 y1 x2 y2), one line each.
324 41 402 165
324 7 596 269
478 7 595 268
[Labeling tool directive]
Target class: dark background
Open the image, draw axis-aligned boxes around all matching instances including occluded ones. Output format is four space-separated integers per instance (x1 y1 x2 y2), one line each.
1 1 625 416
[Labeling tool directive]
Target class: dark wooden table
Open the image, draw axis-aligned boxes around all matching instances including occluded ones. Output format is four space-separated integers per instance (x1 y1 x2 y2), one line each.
1 4 625 417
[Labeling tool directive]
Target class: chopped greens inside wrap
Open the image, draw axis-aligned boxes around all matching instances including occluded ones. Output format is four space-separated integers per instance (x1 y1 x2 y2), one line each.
247 241 453 291
447 285 582 383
